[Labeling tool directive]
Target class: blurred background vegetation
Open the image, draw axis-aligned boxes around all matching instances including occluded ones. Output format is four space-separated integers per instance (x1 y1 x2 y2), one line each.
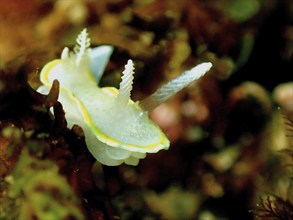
0 0 292 219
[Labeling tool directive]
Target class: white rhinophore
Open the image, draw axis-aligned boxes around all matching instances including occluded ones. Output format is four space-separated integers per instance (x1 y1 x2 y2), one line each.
117 60 135 105
140 62 212 111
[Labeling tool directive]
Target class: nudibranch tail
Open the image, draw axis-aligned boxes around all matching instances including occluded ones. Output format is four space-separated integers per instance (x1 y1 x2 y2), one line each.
117 59 135 105
74 28 91 66
140 62 212 112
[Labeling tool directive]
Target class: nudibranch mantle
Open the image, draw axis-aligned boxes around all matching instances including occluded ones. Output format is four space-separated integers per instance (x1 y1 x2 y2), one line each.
38 29 212 166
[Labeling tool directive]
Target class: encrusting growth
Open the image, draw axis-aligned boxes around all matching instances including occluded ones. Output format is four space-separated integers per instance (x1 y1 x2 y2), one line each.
37 29 212 166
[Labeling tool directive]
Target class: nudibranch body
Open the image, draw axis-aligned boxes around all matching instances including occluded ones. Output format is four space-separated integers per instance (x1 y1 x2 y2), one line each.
38 29 212 166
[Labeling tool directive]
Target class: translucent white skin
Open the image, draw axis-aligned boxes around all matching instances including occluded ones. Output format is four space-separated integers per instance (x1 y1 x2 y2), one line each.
38 29 212 166
38 84 146 166
39 45 169 165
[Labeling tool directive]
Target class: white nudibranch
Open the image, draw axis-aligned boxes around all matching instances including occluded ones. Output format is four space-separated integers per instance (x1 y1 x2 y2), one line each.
38 28 212 166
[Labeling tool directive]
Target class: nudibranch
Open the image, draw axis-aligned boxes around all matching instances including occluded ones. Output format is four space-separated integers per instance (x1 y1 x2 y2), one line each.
38 29 212 166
